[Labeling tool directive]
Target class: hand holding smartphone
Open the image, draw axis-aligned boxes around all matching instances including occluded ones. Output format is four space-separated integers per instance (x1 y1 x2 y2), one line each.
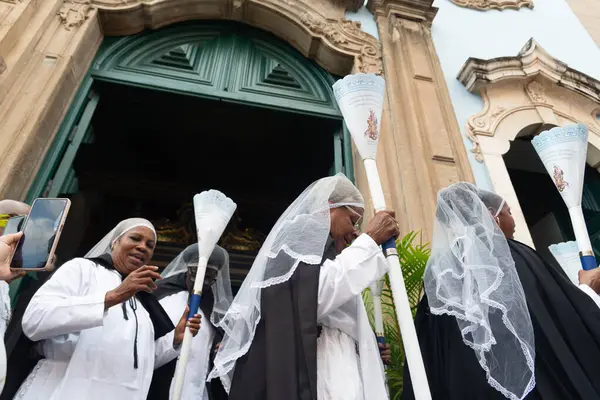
9 198 70 272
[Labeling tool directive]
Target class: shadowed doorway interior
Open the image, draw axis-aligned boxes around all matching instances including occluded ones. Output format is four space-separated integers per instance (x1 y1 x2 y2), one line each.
56 81 339 290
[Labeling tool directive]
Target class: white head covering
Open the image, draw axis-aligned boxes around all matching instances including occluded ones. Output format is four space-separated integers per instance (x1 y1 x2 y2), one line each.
479 188 506 218
207 173 364 391
424 182 535 400
161 244 233 326
85 218 156 258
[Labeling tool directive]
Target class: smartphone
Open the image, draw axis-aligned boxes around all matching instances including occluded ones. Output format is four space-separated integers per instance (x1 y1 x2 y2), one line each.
10 198 71 271
2 215 25 236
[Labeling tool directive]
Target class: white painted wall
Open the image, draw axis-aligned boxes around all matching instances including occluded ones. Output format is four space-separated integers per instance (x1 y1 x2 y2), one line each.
431 0 600 190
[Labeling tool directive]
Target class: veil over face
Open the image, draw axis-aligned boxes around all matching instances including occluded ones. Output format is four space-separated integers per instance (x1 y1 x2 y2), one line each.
161 244 233 326
207 173 364 392
425 182 535 400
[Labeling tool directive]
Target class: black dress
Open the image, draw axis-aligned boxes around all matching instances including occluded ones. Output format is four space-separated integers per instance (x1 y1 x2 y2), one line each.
402 239 600 400
227 239 337 400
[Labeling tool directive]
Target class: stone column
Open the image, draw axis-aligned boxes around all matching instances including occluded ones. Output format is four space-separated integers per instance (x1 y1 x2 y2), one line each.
366 0 474 241
0 0 101 200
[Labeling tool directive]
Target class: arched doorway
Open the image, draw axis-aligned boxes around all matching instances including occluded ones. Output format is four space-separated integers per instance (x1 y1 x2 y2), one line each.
19 21 352 294
504 124 600 262
2 21 353 398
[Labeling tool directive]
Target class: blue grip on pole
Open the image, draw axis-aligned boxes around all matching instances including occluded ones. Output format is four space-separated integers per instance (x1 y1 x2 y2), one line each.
382 237 396 252
581 255 597 271
376 336 386 346
187 293 201 320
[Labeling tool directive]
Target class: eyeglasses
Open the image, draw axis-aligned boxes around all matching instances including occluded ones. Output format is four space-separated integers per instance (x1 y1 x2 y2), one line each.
345 206 363 231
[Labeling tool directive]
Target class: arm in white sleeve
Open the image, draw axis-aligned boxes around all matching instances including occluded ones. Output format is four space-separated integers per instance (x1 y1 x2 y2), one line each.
317 233 388 319
578 284 600 308
22 259 106 341
154 330 181 369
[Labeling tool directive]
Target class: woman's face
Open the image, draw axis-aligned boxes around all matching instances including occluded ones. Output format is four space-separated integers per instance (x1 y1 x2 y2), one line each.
496 203 516 239
329 206 363 254
112 226 156 274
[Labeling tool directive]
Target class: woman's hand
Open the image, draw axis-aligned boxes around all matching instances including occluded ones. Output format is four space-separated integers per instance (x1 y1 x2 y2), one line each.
0 232 26 282
104 265 162 309
174 306 201 346
579 268 600 294
379 342 392 365
364 211 400 245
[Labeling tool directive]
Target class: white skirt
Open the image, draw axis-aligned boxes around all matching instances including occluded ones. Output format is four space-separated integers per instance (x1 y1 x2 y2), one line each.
14 359 69 399
316 326 364 400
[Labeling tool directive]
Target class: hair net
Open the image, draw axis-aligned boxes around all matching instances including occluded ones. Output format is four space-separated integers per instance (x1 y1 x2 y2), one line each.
207 173 364 391
424 182 535 400
479 189 506 218
161 244 233 326
85 218 156 258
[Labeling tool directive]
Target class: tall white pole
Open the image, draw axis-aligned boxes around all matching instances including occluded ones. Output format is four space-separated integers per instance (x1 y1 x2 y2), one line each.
364 160 431 400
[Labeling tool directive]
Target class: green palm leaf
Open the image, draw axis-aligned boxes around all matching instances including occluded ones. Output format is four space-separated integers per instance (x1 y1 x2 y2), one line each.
362 231 430 399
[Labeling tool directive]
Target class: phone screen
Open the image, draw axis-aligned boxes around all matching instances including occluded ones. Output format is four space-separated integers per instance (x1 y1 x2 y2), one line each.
2 216 25 236
10 199 68 269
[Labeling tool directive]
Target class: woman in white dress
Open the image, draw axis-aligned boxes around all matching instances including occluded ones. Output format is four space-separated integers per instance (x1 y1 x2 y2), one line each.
14 218 201 400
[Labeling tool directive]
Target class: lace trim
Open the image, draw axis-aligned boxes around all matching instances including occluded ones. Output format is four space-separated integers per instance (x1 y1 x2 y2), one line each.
429 261 536 400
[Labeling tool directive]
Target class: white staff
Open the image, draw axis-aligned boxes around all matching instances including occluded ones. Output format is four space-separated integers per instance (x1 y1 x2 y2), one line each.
172 190 237 400
532 124 597 271
333 73 431 400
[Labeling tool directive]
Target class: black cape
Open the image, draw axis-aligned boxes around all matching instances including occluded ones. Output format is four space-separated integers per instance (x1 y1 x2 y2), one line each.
147 273 227 400
402 239 600 400
227 239 337 400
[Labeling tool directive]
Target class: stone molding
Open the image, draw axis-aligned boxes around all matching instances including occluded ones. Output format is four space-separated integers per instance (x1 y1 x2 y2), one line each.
458 38 600 161
368 0 438 24
90 0 382 76
449 0 533 11
457 38 600 247
59 0 94 30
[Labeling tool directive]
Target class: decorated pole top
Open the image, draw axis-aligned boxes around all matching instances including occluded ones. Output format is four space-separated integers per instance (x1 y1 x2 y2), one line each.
333 73 386 161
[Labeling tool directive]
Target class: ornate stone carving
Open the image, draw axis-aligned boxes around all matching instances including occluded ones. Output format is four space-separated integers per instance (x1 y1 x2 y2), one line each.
299 13 348 45
525 80 546 103
58 0 93 30
459 38 600 162
91 0 381 76
449 0 533 11
0 56 6 76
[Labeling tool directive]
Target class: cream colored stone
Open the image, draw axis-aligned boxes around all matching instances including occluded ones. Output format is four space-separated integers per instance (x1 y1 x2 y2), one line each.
567 0 600 47
448 0 533 11
458 38 600 247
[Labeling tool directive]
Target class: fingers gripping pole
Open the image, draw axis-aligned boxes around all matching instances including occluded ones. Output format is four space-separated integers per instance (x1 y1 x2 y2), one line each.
364 159 432 400
172 255 208 400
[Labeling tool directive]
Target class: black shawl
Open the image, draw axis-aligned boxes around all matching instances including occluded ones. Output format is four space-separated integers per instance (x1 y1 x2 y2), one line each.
402 239 600 400
147 273 227 400
227 239 337 400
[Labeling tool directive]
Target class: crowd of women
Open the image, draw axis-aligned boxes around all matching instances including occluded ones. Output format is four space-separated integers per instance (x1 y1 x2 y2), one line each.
0 174 599 400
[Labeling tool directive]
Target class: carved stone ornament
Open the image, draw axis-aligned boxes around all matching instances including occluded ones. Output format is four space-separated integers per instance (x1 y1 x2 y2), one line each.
449 0 533 11
91 0 382 76
59 0 93 31
458 38 600 162
525 80 546 103
0 56 6 76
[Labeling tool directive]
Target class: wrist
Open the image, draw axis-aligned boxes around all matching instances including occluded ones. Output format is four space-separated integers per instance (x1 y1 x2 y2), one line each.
104 290 119 310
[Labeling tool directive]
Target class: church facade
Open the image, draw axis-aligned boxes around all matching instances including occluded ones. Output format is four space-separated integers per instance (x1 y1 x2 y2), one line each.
0 0 599 256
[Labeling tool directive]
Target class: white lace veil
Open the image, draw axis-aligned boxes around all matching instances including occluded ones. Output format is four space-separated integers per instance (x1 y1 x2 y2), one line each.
161 244 233 326
207 173 364 391
85 218 156 258
424 182 535 400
